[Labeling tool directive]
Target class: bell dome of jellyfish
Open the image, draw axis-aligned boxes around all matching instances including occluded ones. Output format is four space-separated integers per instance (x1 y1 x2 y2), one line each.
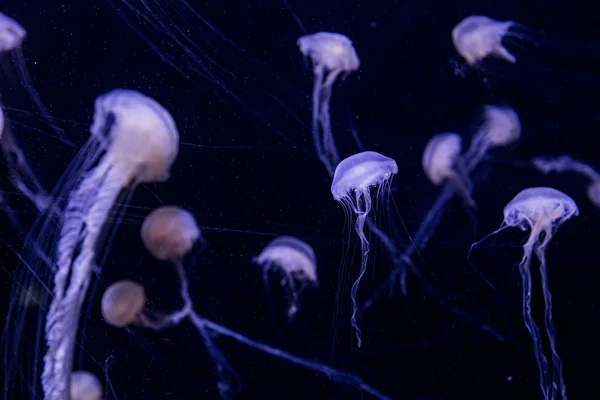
423 132 476 208
254 236 318 319
141 205 203 262
101 280 146 328
69 371 102 400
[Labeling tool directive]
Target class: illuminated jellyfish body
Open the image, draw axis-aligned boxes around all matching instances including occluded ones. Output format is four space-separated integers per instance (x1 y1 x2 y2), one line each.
255 236 318 319
452 15 516 66
331 151 398 346
476 187 578 399
101 280 147 328
42 89 179 400
533 155 600 208
0 12 68 145
70 371 102 400
423 132 475 208
141 205 204 262
298 32 360 176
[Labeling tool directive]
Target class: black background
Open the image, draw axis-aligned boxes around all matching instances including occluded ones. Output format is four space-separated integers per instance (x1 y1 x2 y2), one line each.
1 0 600 399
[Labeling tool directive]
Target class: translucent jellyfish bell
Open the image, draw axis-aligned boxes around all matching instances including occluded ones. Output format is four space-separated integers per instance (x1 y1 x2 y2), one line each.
0 12 26 52
101 280 147 328
41 89 179 400
298 32 360 176
70 371 102 400
331 151 398 346
422 132 475 207
255 236 318 319
141 206 203 262
452 15 516 66
467 105 521 165
479 187 578 399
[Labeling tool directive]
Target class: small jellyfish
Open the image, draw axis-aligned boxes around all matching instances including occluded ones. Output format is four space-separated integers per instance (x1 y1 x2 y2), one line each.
42 89 179 400
466 105 521 166
298 32 360 176
254 236 318 319
101 280 146 328
70 371 102 400
532 154 600 208
331 151 398 346
141 205 203 262
475 187 578 399
452 15 516 66
422 132 476 208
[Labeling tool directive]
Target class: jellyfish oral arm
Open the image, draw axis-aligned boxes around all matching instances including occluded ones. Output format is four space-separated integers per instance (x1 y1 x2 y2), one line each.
42 162 129 400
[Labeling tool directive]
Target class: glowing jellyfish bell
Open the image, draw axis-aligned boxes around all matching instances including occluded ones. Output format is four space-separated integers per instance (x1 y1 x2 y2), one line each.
452 15 516 66
0 12 26 52
255 236 318 319
70 371 102 400
467 104 521 164
480 187 577 399
331 151 398 346
423 132 476 207
141 205 203 262
298 32 360 176
101 280 147 328
41 89 179 400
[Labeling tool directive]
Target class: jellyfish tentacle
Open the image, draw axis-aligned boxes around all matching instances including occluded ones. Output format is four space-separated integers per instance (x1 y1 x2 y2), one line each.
311 64 330 173
535 237 567 399
350 189 372 347
319 69 342 168
519 241 552 400
43 165 128 400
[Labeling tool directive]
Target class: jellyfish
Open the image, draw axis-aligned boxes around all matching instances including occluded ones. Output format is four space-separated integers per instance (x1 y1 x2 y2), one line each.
452 15 516 66
0 104 51 212
331 151 397 346
533 154 600 208
254 236 318 319
298 32 360 176
423 132 476 208
0 12 69 145
70 371 102 400
101 280 147 328
40 89 179 400
474 187 578 399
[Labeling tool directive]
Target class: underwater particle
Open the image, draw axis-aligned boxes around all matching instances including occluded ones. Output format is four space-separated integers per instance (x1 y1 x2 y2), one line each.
42 89 179 400
452 15 516 65
422 132 475 207
331 151 398 347
101 280 146 328
255 236 318 319
70 371 102 400
141 205 202 261
298 32 360 176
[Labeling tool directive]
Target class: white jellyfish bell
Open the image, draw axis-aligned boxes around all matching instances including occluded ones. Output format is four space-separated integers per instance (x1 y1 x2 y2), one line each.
70 371 102 400
331 151 398 347
473 187 578 400
452 15 516 66
423 132 476 208
37 89 179 400
298 32 360 176
101 280 148 328
254 236 318 319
